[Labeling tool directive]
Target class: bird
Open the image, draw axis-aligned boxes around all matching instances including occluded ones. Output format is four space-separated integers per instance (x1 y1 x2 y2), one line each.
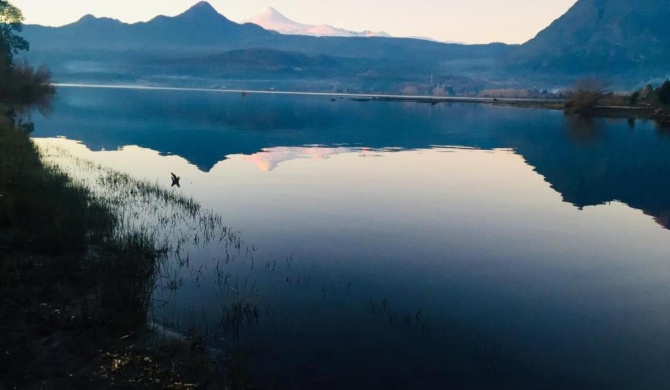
171 173 181 188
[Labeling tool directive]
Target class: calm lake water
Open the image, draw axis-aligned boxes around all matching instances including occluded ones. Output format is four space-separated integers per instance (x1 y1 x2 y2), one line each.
33 87 670 389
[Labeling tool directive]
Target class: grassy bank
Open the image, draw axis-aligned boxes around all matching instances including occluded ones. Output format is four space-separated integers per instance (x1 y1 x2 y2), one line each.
0 122 214 389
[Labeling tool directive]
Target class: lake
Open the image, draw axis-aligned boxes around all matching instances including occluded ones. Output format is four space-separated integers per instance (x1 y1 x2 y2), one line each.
32 86 670 389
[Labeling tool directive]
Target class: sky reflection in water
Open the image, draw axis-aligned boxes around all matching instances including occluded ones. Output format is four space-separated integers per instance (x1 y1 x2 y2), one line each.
32 88 670 389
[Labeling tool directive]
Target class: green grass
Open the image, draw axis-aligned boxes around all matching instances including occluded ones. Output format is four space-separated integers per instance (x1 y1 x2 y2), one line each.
0 121 113 254
0 122 163 335
95 231 165 333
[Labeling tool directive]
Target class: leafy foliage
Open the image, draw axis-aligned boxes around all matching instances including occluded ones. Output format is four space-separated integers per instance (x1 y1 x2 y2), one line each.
0 0 29 68
0 1 54 125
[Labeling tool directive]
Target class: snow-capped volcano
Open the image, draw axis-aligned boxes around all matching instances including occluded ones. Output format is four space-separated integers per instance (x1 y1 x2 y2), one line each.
243 7 391 38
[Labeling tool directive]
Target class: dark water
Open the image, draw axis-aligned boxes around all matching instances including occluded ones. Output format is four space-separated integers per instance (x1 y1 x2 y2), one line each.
33 87 670 389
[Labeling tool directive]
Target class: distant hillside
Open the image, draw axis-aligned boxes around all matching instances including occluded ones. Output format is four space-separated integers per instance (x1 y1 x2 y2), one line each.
508 0 670 77
243 7 391 38
20 2 511 92
142 48 352 79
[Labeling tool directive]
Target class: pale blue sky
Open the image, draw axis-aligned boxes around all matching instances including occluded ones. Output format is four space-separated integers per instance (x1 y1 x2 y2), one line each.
12 0 578 44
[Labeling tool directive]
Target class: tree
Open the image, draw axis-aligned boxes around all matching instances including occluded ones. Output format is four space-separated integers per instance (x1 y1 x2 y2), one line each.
0 1 53 125
659 80 670 105
0 0 29 69
628 90 640 105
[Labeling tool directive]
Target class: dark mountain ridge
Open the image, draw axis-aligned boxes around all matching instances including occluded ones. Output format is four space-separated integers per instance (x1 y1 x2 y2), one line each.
22 2 506 61
23 1 273 51
508 0 670 77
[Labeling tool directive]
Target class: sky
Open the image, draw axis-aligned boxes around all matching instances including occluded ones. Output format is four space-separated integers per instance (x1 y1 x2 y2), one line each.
10 0 578 44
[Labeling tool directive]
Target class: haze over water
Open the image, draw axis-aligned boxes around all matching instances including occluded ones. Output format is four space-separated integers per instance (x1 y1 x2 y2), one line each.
32 87 670 389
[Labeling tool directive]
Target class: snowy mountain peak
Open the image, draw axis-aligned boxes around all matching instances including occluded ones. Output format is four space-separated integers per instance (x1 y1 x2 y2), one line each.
243 7 390 38
260 7 291 21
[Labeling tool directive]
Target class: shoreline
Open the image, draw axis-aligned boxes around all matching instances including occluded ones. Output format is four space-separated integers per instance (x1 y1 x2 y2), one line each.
54 82 563 105
54 82 669 124
5 82 668 389
0 122 217 389
565 105 670 125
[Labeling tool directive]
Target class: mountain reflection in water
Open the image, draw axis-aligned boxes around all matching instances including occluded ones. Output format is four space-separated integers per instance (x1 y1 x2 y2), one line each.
33 87 670 229
31 87 670 389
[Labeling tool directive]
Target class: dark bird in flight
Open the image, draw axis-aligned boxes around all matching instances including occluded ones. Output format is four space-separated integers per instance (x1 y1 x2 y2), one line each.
171 173 181 188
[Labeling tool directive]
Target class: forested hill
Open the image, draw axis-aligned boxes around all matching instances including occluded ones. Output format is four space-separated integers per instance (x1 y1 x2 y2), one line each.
507 0 670 76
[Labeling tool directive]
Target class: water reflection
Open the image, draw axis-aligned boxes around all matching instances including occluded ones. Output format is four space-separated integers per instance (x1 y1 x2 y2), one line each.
32 87 670 229
244 146 355 171
31 87 670 389
564 115 603 145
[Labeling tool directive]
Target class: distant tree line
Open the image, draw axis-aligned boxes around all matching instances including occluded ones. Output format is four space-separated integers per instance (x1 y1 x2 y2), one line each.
628 80 670 106
565 79 670 117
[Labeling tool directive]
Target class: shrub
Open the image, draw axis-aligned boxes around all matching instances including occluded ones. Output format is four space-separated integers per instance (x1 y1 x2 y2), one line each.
0 61 55 115
564 79 607 116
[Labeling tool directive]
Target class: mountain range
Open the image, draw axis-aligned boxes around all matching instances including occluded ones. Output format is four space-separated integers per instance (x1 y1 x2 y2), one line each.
20 0 670 92
23 2 271 51
242 7 391 38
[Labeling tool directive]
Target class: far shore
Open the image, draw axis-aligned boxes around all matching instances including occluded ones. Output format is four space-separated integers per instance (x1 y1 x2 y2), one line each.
53 82 563 105
54 83 669 124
